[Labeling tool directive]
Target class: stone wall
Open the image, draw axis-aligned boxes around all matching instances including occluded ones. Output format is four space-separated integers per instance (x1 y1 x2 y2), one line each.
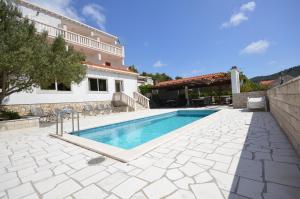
232 91 267 108
1 101 126 116
267 76 300 155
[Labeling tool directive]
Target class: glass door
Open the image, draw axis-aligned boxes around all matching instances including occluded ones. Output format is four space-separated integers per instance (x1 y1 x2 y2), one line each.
115 80 123 92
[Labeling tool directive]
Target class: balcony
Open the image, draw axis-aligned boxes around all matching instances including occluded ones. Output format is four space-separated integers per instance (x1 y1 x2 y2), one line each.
33 20 124 57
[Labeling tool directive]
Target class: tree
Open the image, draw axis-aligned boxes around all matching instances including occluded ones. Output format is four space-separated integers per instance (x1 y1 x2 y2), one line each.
175 76 183 80
128 65 138 73
0 0 86 104
140 72 172 83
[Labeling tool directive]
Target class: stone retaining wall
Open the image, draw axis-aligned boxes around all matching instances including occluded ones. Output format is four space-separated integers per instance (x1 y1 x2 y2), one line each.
1 101 124 116
232 91 267 108
267 76 300 155
0 117 39 131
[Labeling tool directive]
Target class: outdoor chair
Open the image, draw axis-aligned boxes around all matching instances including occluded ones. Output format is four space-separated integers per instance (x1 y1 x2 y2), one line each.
30 107 51 122
103 104 113 114
247 96 267 111
51 108 71 120
82 104 94 116
94 104 106 115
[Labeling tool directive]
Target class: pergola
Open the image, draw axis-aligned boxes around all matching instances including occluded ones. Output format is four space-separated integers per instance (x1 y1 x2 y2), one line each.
153 73 231 106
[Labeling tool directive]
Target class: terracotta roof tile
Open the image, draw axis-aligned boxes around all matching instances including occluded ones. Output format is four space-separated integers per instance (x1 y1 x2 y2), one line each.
155 72 230 88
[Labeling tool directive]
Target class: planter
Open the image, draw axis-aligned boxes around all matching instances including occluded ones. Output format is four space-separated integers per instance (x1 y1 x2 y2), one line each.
0 117 40 131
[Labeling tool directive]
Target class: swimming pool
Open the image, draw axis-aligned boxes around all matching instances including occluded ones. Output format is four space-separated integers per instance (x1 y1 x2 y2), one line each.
72 110 216 149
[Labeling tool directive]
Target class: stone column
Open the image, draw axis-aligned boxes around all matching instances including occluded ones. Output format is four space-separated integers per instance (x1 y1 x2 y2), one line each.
230 66 240 94
185 86 190 106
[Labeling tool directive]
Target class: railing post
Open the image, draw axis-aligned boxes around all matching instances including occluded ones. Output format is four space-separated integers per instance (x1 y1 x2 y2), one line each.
71 112 74 132
77 112 80 131
60 114 63 136
56 114 59 135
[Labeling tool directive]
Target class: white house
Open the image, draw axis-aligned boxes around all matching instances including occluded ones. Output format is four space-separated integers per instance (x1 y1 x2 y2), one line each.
3 0 149 114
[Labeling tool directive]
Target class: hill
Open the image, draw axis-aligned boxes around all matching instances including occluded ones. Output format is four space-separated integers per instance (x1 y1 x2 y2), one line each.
251 65 300 83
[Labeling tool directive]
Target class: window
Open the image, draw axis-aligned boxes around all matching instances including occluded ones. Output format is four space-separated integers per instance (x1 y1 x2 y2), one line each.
57 83 71 91
40 82 71 91
88 78 108 92
105 62 111 66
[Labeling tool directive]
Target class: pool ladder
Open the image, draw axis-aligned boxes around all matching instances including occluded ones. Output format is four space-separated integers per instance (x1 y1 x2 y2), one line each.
56 112 80 136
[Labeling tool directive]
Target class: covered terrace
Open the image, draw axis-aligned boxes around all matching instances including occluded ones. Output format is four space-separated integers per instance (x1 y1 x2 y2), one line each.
152 73 232 108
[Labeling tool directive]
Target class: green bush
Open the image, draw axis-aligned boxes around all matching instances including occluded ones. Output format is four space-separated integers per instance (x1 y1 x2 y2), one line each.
0 110 21 120
139 85 153 95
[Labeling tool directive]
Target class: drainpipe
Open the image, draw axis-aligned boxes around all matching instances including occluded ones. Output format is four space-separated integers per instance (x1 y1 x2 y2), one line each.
230 66 240 94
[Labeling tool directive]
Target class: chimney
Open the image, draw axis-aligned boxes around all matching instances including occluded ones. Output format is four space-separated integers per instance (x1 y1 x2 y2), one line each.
230 66 240 94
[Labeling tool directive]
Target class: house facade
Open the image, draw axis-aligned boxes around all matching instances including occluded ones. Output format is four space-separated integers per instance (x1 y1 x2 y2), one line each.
3 1 145 115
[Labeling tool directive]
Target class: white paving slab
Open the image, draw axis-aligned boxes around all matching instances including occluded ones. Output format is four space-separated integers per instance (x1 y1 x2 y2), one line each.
1 108 300 199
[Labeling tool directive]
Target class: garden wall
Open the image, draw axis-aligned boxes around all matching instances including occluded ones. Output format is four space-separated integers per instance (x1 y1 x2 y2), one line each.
2 100 126 116
267 76 300 155
0 117 39 131
232 91 267 108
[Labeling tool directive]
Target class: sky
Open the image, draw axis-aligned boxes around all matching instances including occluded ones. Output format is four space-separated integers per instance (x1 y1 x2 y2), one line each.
27 0 300 78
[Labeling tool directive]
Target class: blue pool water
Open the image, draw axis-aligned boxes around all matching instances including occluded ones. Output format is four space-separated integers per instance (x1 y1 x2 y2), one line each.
72 110 216 149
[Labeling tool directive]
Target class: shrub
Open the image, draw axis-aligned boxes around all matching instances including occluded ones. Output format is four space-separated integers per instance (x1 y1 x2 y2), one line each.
0 110 21 120
139 85 153 95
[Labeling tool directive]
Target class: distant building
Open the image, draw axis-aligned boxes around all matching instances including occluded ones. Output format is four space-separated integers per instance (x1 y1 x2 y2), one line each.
137 76 154 87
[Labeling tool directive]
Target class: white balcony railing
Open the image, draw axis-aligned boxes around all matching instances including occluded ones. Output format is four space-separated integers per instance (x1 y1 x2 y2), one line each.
33 20 124 57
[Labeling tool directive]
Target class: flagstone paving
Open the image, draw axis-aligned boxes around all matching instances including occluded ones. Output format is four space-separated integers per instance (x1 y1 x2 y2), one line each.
0 108 300 199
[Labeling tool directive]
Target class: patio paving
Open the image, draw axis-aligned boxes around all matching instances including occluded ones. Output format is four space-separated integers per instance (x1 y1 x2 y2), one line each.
0 108 300 199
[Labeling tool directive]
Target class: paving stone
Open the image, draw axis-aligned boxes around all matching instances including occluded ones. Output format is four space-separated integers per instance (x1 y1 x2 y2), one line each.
166 169 184 180
190 157 215 167
210 170 238 191
263 182 300 199
131 191 147 199
166 189 196 199
264 161 300 188
97 172 129 191
237 177 264 199
34 174 68 194
153 157 175 168
143 177 177 199
176 154 191 164
0 172 18 183
206 153 232 164
53 164 71 175
213 162 230 172
21 169 53 183
73 184 107 199
112 177 147 199
112 162 135 172
81 171 110 186
43 179 81 199
130 156 155 169
179 162 204 176
71 165 105 181
228 158 263 181
174 177 194 190
194 171 213 183
191 183 224 199
7 183 34 199
138 166 165 182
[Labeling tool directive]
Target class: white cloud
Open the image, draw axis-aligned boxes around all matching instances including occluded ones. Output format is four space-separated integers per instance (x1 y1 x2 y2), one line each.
191 69 201 74
241 1 256 12
153 60 166 68
27 0 83 21
221 1 256 28
241 40 270 54
222 12 248 28
82 4 106 31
